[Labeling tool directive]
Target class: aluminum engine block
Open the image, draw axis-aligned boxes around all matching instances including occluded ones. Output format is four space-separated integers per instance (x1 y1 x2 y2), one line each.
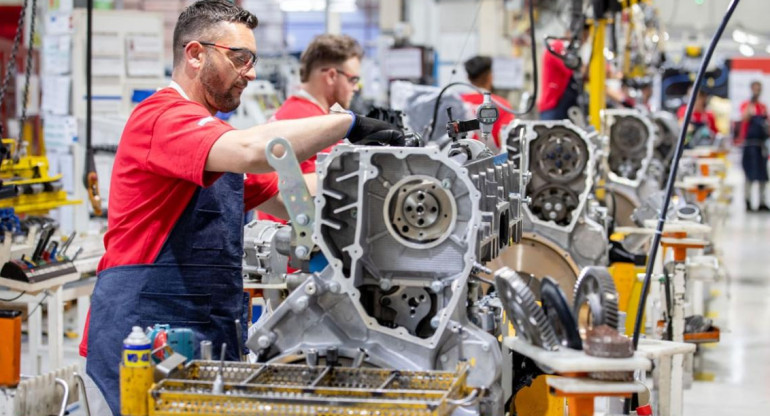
246 140 528 415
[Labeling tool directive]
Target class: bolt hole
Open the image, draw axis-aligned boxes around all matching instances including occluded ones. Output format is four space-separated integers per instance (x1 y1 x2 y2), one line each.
417 219 425 226
406 206 412 212
402 225 409 233
431 207 437 213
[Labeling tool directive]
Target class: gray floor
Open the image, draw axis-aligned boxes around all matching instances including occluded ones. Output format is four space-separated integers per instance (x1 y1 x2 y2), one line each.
16 155 770 415
682 160 770 415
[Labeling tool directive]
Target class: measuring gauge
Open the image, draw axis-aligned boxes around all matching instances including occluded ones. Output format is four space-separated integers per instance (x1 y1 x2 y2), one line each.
476 92 499 136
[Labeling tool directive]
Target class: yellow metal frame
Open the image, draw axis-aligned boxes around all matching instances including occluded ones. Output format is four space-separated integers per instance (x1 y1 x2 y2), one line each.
0 138 81 215
588 19 607 130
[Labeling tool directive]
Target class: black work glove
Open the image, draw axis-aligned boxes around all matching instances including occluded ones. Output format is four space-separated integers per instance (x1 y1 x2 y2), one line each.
346 113 407 146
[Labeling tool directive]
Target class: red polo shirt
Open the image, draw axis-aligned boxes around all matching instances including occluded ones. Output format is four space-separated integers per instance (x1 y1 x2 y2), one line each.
677 105 718 135
539 39 574 113
80 87 279 356
256 94 331 223
738 101 768 142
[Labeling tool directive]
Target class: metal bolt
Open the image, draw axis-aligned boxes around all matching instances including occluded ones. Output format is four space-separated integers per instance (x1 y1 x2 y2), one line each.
430 280 444 294
294 245 309 258
548 211 557 220
442 179 452 189
430 316 441 329
351 209 357 219
524 196 532 205
257 334 273 349
296 214 310 225
328 281 341 294
305 281 317 295
293 295 309 312
554 203 563 211
379 279 393 291
544 202 553 211
481 342 490 352
440 354 448 363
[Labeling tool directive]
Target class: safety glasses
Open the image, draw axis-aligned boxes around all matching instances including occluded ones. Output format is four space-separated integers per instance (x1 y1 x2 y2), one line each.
190 41 259 74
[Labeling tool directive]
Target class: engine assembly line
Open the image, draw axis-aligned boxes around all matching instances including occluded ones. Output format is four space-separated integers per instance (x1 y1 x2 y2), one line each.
0 0 765 415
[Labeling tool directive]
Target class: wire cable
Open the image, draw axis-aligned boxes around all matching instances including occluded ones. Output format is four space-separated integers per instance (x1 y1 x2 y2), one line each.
426 0 539 141
0 291 26 302
25 291 49 321
631 0 740 350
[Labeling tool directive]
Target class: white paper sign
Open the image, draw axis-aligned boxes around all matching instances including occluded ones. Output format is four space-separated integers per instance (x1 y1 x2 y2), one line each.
41 75 71 115
43 115 78 150
43 35 72 75
45 12 73 35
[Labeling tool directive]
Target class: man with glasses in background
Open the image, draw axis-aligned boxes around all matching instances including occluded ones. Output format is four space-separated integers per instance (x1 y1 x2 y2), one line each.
79 2 403 414
256 34 364 223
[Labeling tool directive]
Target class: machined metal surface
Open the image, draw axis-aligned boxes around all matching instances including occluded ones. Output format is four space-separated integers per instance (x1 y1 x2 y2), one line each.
501 120 609 270
601 109 656 189
148 361 476 416
573 266 620 339
247 141 528 415
485 233 580 302
494 268 559 351
540 277 582 350
265 137 315 260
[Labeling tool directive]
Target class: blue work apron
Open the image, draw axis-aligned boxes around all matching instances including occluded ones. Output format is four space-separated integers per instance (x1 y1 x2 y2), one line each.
742 114 769 182
86 172 248 415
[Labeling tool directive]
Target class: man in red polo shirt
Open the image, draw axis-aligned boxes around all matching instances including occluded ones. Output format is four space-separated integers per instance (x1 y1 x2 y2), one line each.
460 55 514 152
539 27 589 121
677 87 718 146
257 34 363 222
738 81 769 212
79 2 404 414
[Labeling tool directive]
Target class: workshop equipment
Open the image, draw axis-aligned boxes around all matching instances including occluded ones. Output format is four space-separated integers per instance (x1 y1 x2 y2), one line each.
145 361 477 416
120 326 153 416
146 324 195 363
0 309 22 387
0 0 80 216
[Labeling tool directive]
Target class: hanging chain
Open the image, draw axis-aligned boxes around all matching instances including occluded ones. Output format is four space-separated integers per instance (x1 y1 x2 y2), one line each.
0 0 30 139
18 0 39 148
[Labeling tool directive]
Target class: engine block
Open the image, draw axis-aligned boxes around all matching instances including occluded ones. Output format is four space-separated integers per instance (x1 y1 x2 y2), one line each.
246 140 527 415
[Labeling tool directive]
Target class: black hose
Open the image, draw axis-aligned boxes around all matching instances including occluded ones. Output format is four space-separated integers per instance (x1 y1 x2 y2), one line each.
426 0 539 141
631 0 740 349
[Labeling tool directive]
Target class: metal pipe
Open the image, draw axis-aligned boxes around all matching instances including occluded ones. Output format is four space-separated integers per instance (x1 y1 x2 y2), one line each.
72 373 91 416
55 378 69 416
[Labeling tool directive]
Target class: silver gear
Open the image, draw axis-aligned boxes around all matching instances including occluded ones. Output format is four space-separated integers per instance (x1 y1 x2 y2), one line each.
572 266 620 339
494 267 560 351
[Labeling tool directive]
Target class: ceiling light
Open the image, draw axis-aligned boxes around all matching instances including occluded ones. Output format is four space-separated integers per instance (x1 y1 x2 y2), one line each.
739 44 755 57
732 29 747 43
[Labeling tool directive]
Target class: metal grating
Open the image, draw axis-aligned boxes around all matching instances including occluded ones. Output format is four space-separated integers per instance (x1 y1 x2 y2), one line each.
149 361 473 416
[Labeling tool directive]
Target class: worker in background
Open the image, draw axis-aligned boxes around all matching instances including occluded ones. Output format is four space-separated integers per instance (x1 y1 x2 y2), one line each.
257 34 363 223
538 26 589 121
677 86 718 148
80 1 404 414
461 55 514 151
739 80 769 212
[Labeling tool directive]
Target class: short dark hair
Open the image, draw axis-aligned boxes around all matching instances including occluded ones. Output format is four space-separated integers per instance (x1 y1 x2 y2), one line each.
751 80 763 88
173 0 258 67
299 34 364 82
464 56 492 82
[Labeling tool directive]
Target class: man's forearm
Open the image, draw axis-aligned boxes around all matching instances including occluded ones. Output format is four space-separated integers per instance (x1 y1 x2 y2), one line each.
206 113 352 173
